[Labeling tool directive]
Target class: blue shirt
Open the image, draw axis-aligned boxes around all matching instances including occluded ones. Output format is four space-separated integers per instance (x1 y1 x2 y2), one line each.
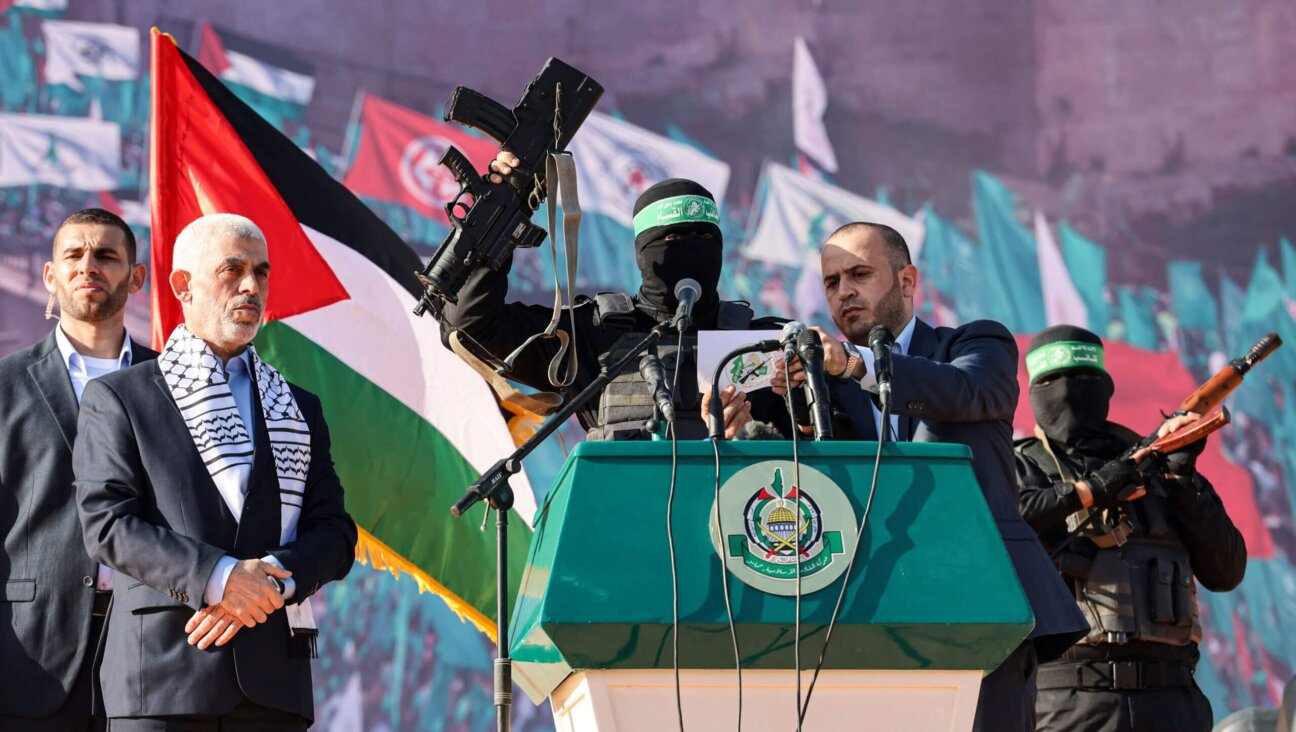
204 348 296 604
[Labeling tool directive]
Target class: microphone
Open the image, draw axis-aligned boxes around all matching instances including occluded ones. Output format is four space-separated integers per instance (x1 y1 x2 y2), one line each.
796 329 834 441
737 420 782 440
869 325 895 411
780 321 806 362
639 351 675 425
672 278 701 331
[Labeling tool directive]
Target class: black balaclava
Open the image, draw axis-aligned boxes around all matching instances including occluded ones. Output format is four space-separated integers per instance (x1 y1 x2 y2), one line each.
631 179 724 325
1026 325 1117 449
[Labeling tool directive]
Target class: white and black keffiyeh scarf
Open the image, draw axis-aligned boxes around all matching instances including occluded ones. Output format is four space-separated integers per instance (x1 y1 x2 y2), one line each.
159 324 318 653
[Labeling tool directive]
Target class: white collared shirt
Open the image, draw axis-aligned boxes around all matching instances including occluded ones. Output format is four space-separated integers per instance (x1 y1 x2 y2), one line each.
844 315 917 440
55 326 133 591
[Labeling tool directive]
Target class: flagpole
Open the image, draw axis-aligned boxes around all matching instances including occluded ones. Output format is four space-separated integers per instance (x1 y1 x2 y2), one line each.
337 87 366 180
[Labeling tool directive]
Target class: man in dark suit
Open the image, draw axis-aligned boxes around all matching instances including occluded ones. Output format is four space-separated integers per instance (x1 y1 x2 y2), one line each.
776 221 1088 731
74 213 356 730
0 208 152 731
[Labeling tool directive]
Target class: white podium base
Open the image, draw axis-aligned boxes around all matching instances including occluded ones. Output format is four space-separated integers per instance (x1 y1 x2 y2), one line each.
549 668 984 732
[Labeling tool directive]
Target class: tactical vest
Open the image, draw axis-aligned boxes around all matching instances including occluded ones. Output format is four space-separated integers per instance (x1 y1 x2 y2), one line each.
1022 433 1203 648
586 293 754 441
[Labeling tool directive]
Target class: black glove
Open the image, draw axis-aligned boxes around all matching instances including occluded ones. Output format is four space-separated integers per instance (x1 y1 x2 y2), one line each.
1163 434 1206 476
1085 458 1142 508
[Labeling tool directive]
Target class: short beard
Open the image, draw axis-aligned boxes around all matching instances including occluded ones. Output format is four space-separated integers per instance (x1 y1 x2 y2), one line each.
837 279 906 344
56 277 130 323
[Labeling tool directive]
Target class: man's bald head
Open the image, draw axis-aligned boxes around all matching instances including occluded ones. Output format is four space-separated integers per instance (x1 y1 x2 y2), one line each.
826 222 911 271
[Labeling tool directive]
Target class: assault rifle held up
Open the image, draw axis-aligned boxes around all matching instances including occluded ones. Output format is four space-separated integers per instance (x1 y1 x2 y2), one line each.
1051 332 1283 557
1127 331 1284 472
412 58 603 315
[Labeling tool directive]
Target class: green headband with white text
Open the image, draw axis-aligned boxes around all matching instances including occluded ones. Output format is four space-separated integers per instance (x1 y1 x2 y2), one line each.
632 194 720 237
1025 340 1107 382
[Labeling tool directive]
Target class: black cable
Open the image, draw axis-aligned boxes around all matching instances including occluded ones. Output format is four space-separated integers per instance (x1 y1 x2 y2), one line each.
667 419 683 732
666 333 685 732
780 364 805 732
712 436 743 732
798 398 889 725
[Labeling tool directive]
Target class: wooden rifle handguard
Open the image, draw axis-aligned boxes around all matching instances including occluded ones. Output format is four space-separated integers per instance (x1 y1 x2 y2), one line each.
1146 406 1231 456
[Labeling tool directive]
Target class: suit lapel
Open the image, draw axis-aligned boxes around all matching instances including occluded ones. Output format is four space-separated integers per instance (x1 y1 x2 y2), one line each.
27 331 79 452
829 379 878 441
907 318 939 360
235 386 281 554
899 319 939 441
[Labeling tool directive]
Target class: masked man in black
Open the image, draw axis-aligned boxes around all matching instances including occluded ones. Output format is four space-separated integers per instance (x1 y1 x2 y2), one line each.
439 151 789 440
1015 324 1247 732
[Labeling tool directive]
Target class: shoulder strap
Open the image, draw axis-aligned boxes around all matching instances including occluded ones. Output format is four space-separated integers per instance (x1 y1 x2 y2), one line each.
716 300 754 330
593 292 638 335
498 153 582 388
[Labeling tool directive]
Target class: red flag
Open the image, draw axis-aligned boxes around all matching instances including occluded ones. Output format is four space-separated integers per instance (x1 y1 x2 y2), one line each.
195 21 231 76
149 30 348 348
1013 336 1275 558
341 94 498 224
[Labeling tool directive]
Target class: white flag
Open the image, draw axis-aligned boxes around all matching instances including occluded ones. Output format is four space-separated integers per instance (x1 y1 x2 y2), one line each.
745 162 924 267
41 20 139 92
13 0 68 11
1034 210 1089 327
0 113 121 190
566 112 730 227
792 37 837 173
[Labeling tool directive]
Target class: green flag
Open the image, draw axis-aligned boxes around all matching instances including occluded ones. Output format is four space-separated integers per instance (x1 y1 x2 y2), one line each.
1220 274 1247 356
1241 247 1285 323
971 171 1045 332
1058 222 1110 333
1233 248 1294 422
1117 286 1159 350
918 210 986 323
0 14 35 110
1281 237 1296 299
1168 261 1219 331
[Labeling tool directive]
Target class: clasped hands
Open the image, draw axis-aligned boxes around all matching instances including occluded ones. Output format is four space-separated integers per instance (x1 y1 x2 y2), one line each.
185 558 292 650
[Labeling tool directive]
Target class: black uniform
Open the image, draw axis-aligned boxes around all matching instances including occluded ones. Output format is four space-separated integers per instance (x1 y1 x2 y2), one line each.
439 255 790 439
439 177 791 440
1015 326 1246 732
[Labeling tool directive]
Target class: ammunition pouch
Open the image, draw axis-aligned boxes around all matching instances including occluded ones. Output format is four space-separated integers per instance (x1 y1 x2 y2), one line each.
586 296 753 441
1069 536 1201 648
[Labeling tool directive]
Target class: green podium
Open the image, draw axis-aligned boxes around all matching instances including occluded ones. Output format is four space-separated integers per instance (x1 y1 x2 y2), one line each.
510 441 1034 731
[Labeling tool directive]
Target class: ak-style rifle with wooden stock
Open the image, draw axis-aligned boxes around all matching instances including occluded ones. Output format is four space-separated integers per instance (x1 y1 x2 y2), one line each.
1126 331 1283 475
1050 332 1283 557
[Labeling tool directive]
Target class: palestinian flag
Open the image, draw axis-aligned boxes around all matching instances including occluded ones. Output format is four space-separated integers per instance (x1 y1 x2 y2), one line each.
148 28 535 636
196 22 314 125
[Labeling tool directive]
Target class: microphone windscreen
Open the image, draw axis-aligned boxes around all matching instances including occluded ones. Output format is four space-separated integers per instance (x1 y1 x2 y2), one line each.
674 277 701 299
737 420 783 440
796 328 823 357
781 320 806 342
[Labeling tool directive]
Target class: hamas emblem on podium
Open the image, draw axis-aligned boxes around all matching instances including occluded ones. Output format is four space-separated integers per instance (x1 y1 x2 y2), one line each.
709 461 857 596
